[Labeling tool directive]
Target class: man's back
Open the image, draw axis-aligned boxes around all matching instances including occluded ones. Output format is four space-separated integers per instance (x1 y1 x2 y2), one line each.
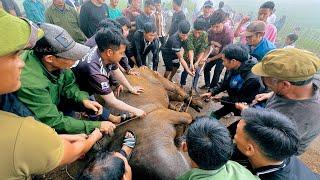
254 156 320 180
266 83 320 154
0 111 63 179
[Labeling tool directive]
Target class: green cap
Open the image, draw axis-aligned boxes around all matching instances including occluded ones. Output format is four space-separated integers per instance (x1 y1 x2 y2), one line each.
0 9 44 56
252 48 320 82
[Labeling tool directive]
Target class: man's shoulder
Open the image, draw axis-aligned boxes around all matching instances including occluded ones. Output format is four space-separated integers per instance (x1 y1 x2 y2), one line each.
74 48 102 74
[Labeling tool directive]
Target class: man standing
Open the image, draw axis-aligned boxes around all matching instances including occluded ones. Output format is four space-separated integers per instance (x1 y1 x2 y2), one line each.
80 0 109 38
154 0 166 45
135 0 155 31
122 0 142 32
258 1 277 43
202 11 234 89
108 0 121 20
46 0 87 43
245 21 275 61
130 22 159 71
168 0 186 36
198 0 214 31
23 0 45 23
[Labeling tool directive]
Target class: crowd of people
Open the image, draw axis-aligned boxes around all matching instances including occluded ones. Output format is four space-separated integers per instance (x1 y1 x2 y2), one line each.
0 0 319 179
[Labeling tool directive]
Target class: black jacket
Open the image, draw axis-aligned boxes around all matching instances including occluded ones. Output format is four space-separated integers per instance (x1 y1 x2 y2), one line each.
210 57 265 104
130 30 159 70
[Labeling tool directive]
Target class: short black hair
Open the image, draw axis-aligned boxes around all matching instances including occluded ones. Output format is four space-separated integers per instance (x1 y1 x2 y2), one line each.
193 18 206 31
186 117 233 170
218 1 224 9
115 16 131 28
210 10 226 25
287 33 298 43
33 37 57 59
144 0 154 7
98 18 122 32
154 0 161 4
260 1 275 10
178 20 191 34
173 0 182 7
143 22 157 33
95 28 129 52
242 108 300 161
79 152 125 180
222 44 249 62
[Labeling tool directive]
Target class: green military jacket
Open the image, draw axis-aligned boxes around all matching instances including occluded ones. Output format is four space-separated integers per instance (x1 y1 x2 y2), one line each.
45 4 87 43
17 50 101 134
183 31 209 63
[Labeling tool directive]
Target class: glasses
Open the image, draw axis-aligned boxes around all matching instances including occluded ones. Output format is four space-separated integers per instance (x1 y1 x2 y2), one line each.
21 18 41 50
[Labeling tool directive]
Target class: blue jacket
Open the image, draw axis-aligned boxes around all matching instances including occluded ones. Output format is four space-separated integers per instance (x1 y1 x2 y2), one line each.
249 37 276 61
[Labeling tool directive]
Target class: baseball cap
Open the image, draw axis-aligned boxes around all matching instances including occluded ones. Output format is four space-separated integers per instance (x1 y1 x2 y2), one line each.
203 0 213 8
0 9 44 56
39 23 90 60
245 21 266 37
252 48 320 82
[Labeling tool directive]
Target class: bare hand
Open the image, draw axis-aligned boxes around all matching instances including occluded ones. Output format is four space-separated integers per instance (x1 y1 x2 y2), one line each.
82 100 103 115
59 134 88 142
115 85 124 97
200 92 212 98
235 102 249 111
127 69 140 76
133 108 146 117
240 16 250 25
100 121 116 135
88 128 103 141
254 92 274 104
130 86 144 95
186 68 195 77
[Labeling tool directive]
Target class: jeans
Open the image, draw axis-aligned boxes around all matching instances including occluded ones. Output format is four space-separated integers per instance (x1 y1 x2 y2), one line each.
204 59 224 88
180 67 200 89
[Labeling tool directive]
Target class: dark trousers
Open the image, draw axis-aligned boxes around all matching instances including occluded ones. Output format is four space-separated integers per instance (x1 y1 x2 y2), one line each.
180 67 200 89
211 104 241 120
204 59 224 88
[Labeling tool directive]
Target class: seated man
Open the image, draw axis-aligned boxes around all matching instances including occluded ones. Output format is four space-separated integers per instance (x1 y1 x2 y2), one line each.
201 44 265 119
161 20 194 81
178 117 258 180
234 108 320 180
73 28 146 119
0 10 102 179
180 18 208 91
130 22 159 71
246 20 275 61
236 48 320 154
16 23 116 135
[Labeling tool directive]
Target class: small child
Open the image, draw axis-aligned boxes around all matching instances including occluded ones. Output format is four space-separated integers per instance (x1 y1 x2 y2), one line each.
284 33 298 48
178 117 259 180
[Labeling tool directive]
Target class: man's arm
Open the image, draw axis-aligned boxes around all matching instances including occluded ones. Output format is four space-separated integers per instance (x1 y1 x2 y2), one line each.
17 87 101 134
133 32 144 67
176 51 194 76
101 92 145 117
112 68 143 94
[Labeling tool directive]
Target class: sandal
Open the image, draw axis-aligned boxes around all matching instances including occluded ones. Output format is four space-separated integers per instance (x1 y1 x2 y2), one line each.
120 113 135 123
119 131 136 160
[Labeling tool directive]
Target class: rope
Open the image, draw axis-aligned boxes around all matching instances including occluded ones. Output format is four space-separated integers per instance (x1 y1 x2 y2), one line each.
185 96 193 112
65 165 75 180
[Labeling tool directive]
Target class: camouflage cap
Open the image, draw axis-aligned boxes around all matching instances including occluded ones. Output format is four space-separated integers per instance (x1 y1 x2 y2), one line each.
0 9 44 56
252 48 320 82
